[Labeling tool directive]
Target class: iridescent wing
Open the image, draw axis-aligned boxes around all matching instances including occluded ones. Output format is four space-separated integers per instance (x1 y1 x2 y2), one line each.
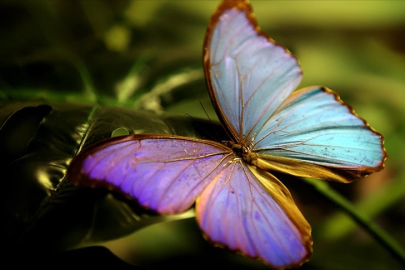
204 0 302 145
68 135 232 214
68 134 312 268
204 0 386 182
199 1 312 267
197 162 311 269
252 86 387 182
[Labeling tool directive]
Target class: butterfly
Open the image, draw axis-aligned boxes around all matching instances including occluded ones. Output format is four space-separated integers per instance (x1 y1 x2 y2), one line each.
67 0 387 269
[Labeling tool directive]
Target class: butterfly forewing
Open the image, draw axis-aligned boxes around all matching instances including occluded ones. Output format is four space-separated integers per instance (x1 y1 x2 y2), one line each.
204 0 302 144
197 160 311 269
68 135 233 214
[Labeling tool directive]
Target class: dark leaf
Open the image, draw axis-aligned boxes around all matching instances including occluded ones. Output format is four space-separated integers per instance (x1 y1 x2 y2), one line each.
1 101 221 259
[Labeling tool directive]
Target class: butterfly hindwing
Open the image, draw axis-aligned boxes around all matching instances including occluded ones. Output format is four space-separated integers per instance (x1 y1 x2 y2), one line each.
252 86 386 182
197 160 311 269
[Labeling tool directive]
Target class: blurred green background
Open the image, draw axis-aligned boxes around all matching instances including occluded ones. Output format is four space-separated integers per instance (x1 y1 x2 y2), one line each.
1 0 404 269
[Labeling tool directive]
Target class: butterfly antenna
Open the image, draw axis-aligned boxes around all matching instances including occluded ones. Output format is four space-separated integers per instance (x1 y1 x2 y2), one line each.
199 100 212 123
198 100 223 142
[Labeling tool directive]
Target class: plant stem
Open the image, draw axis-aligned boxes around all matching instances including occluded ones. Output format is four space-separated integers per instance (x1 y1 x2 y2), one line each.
303 177 405 267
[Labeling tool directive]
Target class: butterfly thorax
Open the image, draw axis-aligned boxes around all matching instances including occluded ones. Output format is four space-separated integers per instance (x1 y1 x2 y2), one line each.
226 141 257 164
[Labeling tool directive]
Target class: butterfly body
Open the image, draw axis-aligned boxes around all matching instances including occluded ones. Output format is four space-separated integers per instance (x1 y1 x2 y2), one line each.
68 0 386 269
225 139 256 162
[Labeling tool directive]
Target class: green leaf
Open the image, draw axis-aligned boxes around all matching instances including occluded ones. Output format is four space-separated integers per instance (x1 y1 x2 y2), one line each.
1 101 223 258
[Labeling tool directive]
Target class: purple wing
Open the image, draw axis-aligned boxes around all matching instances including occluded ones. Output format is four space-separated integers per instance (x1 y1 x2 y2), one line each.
196 160 311 269
68 134 232 214
68 133 312 268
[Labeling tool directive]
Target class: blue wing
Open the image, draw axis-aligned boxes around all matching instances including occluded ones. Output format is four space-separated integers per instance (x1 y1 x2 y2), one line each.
204 0 386 183
204 0 302 145
252 86 386 182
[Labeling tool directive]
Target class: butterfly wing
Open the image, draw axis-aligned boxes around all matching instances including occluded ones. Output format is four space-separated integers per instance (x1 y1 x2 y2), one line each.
202 0 313 267
252 86 387 182
68 133 312 268
197 161 311 269
204 0 302 144
68 134 233 214
204 0 386 182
